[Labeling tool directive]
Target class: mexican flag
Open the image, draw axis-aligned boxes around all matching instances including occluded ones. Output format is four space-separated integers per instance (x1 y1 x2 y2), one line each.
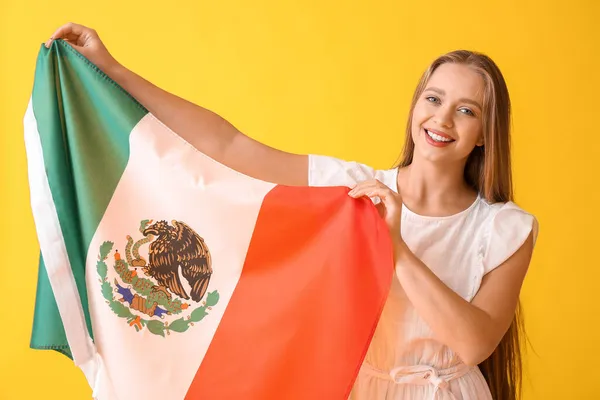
24 40 393 400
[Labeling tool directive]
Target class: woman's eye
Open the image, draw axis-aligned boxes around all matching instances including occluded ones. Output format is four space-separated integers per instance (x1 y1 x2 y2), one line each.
425 96 439 103
459 108 475 116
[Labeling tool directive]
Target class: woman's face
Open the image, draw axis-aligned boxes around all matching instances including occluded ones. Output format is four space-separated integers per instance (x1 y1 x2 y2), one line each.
411 63 485 165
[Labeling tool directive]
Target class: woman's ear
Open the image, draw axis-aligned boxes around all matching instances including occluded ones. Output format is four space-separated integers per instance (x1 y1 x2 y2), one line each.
476 134 485 147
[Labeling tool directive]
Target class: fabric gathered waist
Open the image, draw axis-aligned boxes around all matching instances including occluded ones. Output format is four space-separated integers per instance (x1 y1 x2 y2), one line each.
360 362 475 400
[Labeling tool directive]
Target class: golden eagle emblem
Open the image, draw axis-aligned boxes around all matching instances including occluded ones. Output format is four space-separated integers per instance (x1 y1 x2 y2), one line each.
141 219 212 303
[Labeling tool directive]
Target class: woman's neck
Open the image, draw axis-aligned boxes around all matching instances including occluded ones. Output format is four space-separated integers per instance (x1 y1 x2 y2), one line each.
398 156 477 216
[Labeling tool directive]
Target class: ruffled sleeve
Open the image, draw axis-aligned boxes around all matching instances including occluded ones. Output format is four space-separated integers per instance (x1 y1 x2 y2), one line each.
481 202 539 275
308 154 378 187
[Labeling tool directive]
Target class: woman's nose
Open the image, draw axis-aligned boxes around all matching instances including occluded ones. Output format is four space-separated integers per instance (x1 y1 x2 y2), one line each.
433 106 454 128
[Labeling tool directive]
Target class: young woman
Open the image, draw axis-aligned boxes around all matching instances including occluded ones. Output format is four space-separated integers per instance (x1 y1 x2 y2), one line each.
46 23 538 400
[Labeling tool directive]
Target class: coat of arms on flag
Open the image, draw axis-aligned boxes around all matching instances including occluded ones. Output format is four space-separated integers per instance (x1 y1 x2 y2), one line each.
96 219 219 336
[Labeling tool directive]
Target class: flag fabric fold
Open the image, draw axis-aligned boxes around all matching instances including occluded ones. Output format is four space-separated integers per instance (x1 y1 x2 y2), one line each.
24 40 394 399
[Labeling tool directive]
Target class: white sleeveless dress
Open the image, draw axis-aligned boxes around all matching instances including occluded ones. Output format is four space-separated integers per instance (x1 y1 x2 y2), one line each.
308 155 539 400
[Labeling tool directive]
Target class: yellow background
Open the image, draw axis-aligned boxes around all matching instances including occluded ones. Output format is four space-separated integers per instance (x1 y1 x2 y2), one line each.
1 1 598 399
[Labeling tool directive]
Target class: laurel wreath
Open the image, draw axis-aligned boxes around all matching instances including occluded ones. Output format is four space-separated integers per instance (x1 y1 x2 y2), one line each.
96 237 219 337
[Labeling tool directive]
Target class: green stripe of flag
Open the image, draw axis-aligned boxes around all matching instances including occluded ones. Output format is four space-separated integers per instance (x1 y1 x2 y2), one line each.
30 40 148 358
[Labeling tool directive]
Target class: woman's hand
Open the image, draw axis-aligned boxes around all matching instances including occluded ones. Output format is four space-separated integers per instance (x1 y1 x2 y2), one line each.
45 22 119 73
348 179 403 242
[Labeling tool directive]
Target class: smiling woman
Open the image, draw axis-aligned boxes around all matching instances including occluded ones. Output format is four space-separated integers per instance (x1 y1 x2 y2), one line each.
39 22 537 399
346 51 535 400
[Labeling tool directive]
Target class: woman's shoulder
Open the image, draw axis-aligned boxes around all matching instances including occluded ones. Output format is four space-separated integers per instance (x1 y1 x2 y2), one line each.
474 198 539 274
476 198 537 226
308 154 397 189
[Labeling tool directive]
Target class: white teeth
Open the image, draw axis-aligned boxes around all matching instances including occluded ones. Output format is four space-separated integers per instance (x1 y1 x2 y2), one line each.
426 130 453 143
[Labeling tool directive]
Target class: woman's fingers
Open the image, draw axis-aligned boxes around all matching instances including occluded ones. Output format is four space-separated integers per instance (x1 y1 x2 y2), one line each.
46 22 92 48
53 22 85 40
348 179 391 199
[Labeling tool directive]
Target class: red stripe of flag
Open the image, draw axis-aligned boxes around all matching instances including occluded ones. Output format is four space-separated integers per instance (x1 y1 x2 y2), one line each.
185 185 394 399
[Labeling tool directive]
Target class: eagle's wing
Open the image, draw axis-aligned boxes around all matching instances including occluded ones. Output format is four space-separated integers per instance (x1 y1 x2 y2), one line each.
148 239 190 300
172 221 213 302
181 259 212 302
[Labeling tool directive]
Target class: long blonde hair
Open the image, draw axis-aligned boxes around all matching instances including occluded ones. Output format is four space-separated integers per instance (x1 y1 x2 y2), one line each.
397 50 523 400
